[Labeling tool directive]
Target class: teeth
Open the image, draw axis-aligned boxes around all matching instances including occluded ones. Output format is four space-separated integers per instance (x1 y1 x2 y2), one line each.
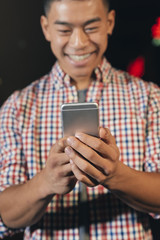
69 53 91 61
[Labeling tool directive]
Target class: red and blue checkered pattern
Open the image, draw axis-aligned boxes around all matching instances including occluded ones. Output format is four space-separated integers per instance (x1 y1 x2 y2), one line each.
0 58 160 239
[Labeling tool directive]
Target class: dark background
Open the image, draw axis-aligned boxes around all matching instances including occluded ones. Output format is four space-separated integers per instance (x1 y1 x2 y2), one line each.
0 0 160 106
0 0 160 239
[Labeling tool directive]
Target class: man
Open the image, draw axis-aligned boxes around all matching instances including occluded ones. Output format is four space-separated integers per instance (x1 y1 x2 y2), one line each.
0 0 160 239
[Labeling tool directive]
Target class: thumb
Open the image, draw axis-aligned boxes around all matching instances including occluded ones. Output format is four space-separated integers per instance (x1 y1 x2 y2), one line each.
99 127 116 145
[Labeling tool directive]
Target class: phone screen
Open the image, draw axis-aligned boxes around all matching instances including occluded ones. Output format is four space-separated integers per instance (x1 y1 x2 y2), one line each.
61 102 99 137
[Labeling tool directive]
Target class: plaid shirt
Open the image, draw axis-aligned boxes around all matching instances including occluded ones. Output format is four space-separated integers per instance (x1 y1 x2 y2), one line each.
0 58 160 240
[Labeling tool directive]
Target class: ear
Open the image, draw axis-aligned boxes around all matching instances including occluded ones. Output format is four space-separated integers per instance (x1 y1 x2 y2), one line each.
40 15 51 42
106 10 115 35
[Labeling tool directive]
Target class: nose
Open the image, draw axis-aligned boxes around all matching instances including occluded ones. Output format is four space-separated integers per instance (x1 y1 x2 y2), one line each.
69 28 89 49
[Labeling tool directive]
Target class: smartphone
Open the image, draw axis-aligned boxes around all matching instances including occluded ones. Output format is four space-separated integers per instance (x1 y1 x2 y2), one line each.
61 102 99 137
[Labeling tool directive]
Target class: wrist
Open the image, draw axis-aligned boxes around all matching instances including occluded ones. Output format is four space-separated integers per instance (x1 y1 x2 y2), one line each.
104 161 134 192
31 170 55 201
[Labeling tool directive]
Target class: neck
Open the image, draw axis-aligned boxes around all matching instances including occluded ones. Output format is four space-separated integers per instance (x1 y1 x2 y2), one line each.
71 77 92 90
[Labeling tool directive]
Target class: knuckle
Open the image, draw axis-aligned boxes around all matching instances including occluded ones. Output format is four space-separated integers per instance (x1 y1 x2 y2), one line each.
97 170 108 183
57 169 64 178
95 139 102 149
87 150 95 160
113 148 120 160
58 139 64 148
79 175 86 183
104 163 114 176
82 162 90 172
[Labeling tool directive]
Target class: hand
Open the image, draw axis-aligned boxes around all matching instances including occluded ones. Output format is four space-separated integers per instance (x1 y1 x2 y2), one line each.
42 138 77 196
65 128 120 188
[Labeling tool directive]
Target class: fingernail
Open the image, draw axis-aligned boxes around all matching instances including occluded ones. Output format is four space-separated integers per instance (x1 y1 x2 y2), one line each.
70 159 73 164
65 147 72 155
75 132 83 139
67 137 74 145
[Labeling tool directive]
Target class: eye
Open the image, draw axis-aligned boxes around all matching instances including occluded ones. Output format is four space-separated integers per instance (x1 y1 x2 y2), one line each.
59 30 71 33
58 29 72 35
85 27 98 33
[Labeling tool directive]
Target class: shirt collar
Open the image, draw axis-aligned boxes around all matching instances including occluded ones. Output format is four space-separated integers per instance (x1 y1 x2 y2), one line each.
51 57 112 88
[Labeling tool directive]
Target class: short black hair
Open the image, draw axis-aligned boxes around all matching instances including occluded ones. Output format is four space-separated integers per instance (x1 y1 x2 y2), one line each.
43 0 111 16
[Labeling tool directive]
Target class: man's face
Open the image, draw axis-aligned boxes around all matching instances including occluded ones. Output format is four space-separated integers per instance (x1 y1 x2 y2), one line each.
41 0 115 87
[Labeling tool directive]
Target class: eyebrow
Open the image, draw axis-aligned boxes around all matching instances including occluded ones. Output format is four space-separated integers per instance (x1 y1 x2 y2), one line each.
54 17 101 27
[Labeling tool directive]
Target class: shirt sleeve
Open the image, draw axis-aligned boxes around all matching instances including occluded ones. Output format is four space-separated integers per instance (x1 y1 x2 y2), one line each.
143 82 160 219
0 92 27 237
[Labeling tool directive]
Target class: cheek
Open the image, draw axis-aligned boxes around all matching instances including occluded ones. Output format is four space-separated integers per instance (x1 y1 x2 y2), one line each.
50 35 68 55
90 32 108 49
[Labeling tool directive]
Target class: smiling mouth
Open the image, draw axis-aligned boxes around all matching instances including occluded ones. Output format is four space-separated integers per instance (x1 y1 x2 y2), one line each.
67 53 93 62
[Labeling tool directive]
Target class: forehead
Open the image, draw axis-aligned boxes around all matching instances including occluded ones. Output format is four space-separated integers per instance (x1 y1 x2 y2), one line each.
48 0 107 22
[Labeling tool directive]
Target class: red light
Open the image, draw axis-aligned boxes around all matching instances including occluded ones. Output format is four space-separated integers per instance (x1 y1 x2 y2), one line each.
127 56 145 78
151 17 160 39
151 17 160 46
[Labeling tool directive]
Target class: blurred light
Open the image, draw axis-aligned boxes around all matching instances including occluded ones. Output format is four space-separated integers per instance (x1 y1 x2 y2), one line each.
127 56 145 78
151 17 160 47
152 38 160 47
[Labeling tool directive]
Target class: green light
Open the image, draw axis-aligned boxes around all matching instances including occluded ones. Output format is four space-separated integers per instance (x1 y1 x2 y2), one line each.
152 38 160 47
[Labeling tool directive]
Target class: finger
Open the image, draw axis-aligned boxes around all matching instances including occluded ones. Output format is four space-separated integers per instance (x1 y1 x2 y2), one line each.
72 133 118 161
70 160 99 187
99 127 116 145
48 152 71 166
65 146 106 182
61 163 75 177
51 137 69 153
52 162 75 178
66 137 109 169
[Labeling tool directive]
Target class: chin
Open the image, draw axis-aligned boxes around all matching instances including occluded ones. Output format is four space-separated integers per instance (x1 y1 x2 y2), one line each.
73 72 92 79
